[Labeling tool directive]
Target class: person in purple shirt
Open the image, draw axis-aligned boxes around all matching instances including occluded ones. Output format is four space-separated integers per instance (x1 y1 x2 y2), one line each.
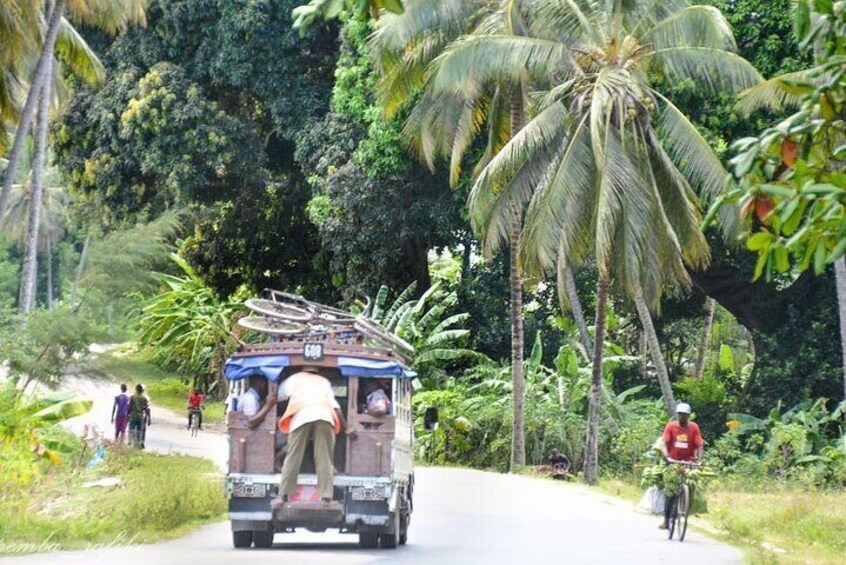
111 383 130 444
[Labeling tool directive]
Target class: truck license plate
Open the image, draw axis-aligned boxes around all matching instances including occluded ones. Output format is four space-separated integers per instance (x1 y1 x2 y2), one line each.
351 487 386 501
232 482 267 498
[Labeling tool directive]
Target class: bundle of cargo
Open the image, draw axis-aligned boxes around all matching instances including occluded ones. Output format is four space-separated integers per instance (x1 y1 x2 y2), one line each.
236 289 414 364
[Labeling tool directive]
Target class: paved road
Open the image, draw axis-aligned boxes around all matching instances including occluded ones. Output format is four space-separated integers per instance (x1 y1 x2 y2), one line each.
3 465 740 565
6 368 742 564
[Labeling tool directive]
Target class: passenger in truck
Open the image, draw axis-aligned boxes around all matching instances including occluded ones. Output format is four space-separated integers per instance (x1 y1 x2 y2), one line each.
363 379 392 416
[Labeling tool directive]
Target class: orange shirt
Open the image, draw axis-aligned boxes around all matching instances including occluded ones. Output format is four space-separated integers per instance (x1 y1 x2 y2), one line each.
663 421 703 461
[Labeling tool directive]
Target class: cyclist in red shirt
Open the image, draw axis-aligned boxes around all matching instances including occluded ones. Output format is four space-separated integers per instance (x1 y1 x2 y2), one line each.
659 402 703 529
187 388 204 431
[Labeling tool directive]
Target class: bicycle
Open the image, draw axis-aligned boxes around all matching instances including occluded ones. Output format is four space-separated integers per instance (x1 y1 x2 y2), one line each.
189 407 202 437
665 459 701 542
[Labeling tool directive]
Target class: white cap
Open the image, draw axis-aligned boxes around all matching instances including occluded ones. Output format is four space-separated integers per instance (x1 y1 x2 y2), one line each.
676 402 692 414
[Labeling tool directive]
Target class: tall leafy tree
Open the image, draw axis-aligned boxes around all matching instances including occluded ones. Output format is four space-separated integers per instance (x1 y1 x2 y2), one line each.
721 0 846 404
426 0 760 482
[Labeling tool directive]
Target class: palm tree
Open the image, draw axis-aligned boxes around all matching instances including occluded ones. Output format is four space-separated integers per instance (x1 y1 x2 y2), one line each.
0 0 147 227
426 0 760 482
374 0 539 468
18 65 49 312
1 157 68 310
7 0 147 312
0 0 40 153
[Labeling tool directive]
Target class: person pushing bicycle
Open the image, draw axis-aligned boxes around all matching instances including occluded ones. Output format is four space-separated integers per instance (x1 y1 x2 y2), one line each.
659 402 703 530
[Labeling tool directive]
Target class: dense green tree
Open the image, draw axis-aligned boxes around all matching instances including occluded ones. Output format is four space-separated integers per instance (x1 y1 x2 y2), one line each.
55 63 264 223
295 20 464 298
102 0 337 144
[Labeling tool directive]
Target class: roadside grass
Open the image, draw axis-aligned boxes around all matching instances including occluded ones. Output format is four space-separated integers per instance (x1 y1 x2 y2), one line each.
89 347 225 424
706 487 846 565
0 447 225 554
595 476 846 565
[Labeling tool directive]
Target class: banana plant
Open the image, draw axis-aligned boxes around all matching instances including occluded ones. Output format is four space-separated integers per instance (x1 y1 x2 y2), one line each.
368 282 481 386
137 253 248 392
0 383 91 469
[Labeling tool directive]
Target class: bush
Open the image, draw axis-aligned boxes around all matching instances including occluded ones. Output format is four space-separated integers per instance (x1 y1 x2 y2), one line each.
108 451 224 531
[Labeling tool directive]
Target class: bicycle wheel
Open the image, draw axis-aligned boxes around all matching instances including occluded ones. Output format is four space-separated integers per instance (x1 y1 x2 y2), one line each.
237 316 305 335
245 298 311 322
667 494 678 540
678 484 692 542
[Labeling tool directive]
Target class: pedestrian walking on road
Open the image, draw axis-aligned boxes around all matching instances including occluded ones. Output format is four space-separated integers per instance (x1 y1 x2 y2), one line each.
111 383 130 444
128 384 151 449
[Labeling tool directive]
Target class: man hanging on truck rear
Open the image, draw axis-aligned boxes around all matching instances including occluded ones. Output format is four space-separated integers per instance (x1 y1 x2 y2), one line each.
271 367 353 508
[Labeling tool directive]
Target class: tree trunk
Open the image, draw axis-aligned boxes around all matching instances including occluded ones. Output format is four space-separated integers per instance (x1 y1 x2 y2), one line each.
633 287 676 415
560 263 593 359
18 71 51 313
510 207 525 470
693 297 717 380
0 1 64 226
71 232 90 303
46 235 53 310
584 273 609 485
638 329 648 379
834 258 846 404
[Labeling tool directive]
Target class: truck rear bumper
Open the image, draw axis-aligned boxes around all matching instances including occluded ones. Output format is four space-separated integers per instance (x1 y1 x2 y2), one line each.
226 473 397 530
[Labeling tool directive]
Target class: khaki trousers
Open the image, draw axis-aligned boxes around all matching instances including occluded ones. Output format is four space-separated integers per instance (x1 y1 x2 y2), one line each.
279 420 336 500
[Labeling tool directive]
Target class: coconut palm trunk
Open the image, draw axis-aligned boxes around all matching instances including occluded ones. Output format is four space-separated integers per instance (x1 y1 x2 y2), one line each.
634 287 676 415
71 232 90 304
510 206 525 469
45 235 53 310
834 258 846 403
584 273 609 485
693 297 717 380
561 264 593 358
0 0 64 226
18 70 51 313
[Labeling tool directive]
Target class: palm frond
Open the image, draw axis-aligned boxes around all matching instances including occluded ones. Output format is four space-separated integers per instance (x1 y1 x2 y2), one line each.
57 18 105 87
470 102 570 255
652 47 762 95
430 35 574 98
521 111 596 277
65 0 148 36
641 5 736 51
652 90 741 240
528 0 605 44
735 69 822 116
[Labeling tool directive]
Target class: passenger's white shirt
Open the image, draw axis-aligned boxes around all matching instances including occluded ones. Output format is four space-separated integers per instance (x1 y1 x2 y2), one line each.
278 374 340 432
239 388 261 417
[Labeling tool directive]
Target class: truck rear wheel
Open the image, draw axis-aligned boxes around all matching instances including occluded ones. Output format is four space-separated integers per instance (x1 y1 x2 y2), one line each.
232 530 253 548
379 512 400 549
253 530 274 548
399 512 408 545
359 532 378 549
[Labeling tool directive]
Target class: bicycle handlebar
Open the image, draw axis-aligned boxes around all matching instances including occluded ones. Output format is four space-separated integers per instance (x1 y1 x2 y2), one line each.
665 458 702 467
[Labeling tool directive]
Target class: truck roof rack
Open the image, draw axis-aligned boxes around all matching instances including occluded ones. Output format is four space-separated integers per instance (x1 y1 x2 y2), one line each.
235 290 414 363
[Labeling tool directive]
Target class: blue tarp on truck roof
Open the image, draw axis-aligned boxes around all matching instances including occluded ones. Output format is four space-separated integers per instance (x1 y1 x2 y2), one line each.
223 354 413 382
